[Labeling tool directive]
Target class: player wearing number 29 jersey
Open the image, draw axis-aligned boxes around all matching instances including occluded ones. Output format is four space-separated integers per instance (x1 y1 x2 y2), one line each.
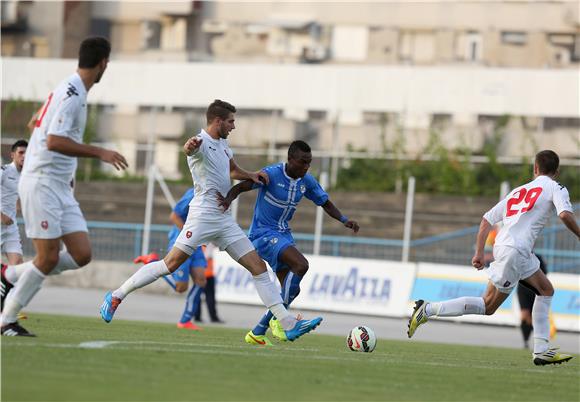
407 150 580 366
483 175 573 254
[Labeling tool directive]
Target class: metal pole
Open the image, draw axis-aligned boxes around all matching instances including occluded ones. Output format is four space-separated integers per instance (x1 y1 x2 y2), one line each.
153 166 176 209
142 108 157 255
330 114 339 188
313 172 329 255
268 110 279 163
500 181 510 200
142 163 155 255
402 176 415 263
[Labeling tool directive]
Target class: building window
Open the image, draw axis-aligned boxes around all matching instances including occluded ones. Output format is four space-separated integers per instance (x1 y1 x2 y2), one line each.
141 21 161 50
501 31 527 46
543 117 580 131
465 32 482 62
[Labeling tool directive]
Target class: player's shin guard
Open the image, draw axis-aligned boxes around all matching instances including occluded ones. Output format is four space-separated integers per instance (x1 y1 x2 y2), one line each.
252 272 295 329
179 284 203 324
1 265 45 325
253 272 303 335
112 260 170 300
532 295 552 354
427 297 485 317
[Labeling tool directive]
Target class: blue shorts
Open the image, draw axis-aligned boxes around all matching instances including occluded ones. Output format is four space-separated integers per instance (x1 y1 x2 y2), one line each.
249 230 295 272
168 238 206 283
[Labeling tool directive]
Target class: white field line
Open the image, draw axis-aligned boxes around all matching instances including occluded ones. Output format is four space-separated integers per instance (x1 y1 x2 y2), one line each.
2 340 578 376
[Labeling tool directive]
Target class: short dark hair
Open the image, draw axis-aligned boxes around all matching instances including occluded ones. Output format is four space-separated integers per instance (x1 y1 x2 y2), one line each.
11 139 28 152
535 150 559 175
288 140 311 159
206 99 236 124
78 37 111 68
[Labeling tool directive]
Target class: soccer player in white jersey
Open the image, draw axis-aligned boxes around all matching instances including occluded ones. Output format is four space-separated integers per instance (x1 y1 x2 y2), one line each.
1 140 28 266
1 37 128 337
407 150 580 366
100 100 322 341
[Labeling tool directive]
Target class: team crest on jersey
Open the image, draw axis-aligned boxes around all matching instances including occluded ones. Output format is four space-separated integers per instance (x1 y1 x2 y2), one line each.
270 237 279 245
41 221 49 230
186 231 192 239
300 184 306 193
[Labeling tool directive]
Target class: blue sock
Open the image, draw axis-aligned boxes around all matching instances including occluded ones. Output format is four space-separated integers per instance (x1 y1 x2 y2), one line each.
252 272 303 335
179 285 203 324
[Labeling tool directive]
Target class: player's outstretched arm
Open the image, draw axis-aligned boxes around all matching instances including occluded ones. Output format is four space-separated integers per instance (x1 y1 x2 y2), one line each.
321 200 359 233
46 135 128 170
229 159 269 185
472 218 493 270
217 179 256 212
559 211 580 241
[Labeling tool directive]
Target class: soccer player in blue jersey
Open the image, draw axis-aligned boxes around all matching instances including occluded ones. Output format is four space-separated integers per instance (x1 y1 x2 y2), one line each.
219 140 359 345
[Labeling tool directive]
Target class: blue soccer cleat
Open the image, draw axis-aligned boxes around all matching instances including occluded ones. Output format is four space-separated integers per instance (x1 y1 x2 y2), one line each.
100 291 121 323
283 317 323 342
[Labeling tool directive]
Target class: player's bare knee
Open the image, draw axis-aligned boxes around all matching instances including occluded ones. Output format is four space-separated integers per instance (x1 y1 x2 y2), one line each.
35 254 59 271
73 251 92 267
539 283 554 297
175 282 188 293
195 277 207 288
292 260 309 277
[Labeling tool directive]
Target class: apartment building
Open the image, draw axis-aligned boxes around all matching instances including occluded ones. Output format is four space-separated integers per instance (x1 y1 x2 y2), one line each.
2 1 578 177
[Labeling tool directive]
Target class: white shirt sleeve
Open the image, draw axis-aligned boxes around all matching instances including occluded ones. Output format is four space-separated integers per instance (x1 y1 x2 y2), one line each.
483 198 507 225
552 183 573 215
47 96 79 137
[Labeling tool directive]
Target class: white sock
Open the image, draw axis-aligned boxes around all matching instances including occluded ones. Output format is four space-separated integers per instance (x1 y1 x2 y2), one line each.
2 265 46 325
252 272 294 329
4 261 35 284
532 295 552 354
112 260 170 300
426 297 485 317
49 251 81 275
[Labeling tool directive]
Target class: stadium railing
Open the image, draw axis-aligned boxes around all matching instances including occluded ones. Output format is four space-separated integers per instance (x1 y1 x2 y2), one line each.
16 218 580 273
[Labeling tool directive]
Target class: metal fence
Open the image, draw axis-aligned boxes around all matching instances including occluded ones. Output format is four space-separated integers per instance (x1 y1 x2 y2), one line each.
16 218 580 273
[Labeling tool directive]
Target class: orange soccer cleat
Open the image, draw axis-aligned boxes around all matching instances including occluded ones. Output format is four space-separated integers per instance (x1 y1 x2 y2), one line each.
177 321 202 331
133 252 160 265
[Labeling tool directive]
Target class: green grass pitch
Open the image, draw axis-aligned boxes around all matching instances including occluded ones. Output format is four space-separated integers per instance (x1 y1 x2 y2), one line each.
2 314 578 401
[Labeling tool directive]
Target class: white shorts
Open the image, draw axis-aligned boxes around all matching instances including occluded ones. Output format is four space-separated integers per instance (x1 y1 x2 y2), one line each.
174 211 254 261
486 246 540 294
1 223 23 255
19 175 88 239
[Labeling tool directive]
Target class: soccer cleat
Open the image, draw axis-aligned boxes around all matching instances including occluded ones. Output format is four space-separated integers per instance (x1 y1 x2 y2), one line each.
407 299 429 338
1 321 36 337
177 321 201 331
133 252 160 265
282 317 323 342
533 348 573 366
100 291 121 323
269 318 287 342
244 330 273 346
1 263 14 311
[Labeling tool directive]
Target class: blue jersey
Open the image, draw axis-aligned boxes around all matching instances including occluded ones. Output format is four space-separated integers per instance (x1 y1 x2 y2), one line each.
249 163 328 237
168 187 195 243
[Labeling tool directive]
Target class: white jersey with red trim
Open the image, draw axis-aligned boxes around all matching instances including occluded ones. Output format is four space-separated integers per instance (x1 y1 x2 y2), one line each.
483 175 573 254
187 130 234 214
0 162 20 221
22 73 88 184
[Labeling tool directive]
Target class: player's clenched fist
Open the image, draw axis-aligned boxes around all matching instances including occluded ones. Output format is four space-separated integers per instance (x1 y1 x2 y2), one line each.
184 136 203 156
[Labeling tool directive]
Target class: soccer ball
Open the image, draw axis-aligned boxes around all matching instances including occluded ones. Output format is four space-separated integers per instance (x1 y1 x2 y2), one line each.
346 325 376 353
